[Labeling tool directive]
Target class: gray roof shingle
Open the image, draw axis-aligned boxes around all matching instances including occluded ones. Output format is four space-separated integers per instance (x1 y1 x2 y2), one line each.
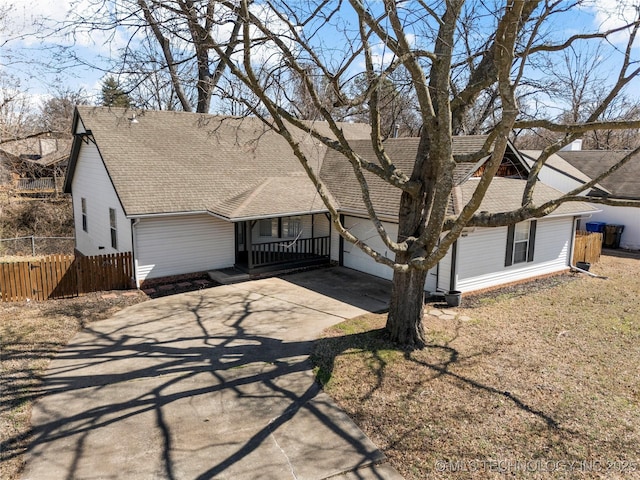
458 178 597 217
556 150 640 199
69 106 594 221
71 106 369 218
319 137 593 218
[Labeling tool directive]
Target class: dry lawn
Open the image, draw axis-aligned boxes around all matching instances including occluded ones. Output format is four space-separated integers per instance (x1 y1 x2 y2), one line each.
313 252 640 479
1 254 638 480
0 291 147 480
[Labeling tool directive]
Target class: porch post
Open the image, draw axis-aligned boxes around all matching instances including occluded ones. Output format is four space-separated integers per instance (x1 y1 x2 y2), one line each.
339 214 344 266
247 221 255 270
311 215 315 254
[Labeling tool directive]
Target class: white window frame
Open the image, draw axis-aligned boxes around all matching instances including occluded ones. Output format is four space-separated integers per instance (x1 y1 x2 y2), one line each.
109 208 118 250
283 216 302 238
81 198 88 232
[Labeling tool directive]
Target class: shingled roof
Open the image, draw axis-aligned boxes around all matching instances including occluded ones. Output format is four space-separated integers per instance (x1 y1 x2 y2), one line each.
65 106 369 218
556 150 640 200
320 137 593 218
457 178 596 217
319 137 490 218
66 107 594 221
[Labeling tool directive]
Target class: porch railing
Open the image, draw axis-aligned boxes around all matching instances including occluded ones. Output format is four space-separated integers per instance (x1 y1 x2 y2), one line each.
251 236 330 268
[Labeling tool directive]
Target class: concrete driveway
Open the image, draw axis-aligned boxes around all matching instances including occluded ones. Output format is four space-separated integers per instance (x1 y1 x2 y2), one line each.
22 267 402 480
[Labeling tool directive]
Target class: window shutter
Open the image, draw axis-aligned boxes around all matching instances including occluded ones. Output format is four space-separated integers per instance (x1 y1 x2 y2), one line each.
505 224 515 267
527 220 537 262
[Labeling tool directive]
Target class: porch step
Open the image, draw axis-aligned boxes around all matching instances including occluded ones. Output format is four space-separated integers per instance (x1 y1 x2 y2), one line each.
207 267 251 285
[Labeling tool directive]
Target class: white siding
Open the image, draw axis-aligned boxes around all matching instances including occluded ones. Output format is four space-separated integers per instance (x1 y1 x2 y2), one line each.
134 214 234 282
338 216 438 290
537 167 587 196
584 205 640 250
455 217 572 292
314 214 331 237
70 140 131 256
342 216 396 280
437 248 453 292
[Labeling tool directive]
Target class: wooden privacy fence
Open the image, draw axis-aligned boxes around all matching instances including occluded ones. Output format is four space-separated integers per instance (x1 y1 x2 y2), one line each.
573 231 602 265
0 252 133 302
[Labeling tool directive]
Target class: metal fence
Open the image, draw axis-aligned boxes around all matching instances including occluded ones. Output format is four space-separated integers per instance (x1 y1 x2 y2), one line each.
0 236 75 256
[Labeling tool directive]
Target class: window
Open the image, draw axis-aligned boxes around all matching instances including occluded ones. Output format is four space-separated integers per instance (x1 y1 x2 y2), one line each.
109 208 118 250
505 220 536 266
283 216 302 238
81 198 88 232
259 219 277 237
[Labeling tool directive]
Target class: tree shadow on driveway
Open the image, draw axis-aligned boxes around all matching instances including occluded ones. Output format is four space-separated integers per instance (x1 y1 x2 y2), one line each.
11 286 387 480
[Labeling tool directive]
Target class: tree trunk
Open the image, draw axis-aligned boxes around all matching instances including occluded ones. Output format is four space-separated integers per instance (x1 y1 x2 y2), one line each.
386 262 427 348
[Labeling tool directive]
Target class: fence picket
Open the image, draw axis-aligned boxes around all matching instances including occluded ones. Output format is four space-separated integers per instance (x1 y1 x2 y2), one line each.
0 252 133 302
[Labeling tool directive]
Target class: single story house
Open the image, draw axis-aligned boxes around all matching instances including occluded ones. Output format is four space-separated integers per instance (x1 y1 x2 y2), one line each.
64 106 596 293
521 143 640 250
556 148 640 250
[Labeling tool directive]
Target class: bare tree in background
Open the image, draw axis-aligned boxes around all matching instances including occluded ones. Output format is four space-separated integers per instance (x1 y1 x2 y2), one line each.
0 73 37 140
513 41 640 151
52 0 243 113
39 87 90 133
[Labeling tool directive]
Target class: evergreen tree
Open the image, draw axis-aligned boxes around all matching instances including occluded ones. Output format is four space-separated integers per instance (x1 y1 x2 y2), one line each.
101 76 131 108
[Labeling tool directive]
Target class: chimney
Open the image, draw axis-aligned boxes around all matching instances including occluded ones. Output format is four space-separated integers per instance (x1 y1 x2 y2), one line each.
393 124 400 138
560 139 583 151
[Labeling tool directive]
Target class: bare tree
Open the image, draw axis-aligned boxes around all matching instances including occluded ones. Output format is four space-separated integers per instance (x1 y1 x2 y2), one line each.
39 87 90 133
194 0 640 347
52 0 244 113
49 1 640 347
583 93 640 149
0 73 37 140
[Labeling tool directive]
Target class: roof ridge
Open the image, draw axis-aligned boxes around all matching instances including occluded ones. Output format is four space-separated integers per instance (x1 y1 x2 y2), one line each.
225 178 274 218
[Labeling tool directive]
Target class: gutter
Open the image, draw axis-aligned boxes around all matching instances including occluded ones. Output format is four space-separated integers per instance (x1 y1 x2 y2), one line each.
229 208 330 222
127 209 332 223
126 210 229 221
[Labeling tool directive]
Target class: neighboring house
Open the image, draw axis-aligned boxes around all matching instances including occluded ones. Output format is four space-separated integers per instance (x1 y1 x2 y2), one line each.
522 143 640 250
0 132 71 195
64 106 596 293
557 149 640 250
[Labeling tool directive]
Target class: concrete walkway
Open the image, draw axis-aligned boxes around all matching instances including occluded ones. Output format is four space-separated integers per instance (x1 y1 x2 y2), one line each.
22 267 403 480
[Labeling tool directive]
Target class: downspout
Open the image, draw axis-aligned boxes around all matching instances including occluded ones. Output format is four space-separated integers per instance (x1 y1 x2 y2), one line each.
569 216 578 268
449 241 458 291
131 218 140 288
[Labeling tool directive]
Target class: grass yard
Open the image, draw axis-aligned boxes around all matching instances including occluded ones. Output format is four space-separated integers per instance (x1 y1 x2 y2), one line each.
0 291 147 480
313 251 640 479
1 252 638 480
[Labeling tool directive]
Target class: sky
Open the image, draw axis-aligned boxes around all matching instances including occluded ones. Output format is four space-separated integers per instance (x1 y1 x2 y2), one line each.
0 0 638 110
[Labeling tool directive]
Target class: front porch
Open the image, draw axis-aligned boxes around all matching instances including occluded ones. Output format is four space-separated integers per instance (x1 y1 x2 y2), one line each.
233 215 332 274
